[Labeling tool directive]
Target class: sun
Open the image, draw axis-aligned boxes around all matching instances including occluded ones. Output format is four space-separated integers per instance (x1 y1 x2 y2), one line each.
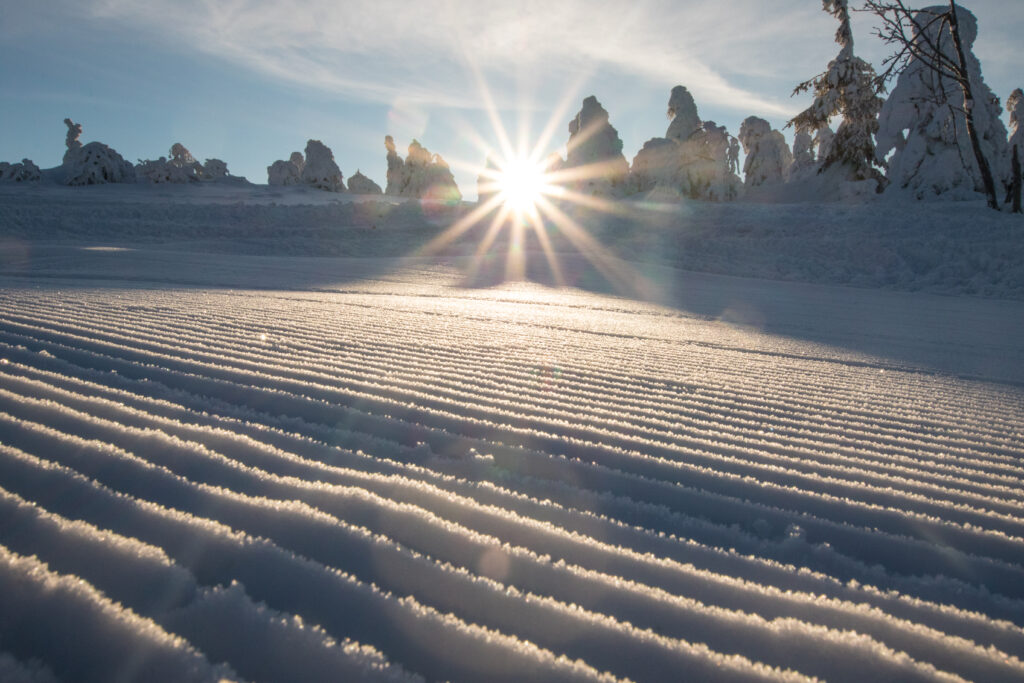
498 158 546 214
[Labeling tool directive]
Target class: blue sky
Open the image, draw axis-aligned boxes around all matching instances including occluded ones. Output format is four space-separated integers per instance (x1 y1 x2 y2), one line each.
2 1 1021 198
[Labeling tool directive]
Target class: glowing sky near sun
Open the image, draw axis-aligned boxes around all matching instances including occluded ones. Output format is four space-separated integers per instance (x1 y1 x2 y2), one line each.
1 0 1022 197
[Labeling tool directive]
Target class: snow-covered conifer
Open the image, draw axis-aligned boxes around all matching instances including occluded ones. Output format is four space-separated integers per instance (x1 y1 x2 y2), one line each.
627 87 742 201
201 159 229 180
788 129 817 180
347 170 383 195
1009 89 1024 153
0 159 41 183
301 139 345 192
63 118 83 162
1008 88 1023 211
383 137 460 202
267 151 304 186
384 136 404 196
873 4 1009 202
738 117 792 187
789 0 883 184
60 118 135 185
665 86 701 142
135 143 204 183
565 96 630 196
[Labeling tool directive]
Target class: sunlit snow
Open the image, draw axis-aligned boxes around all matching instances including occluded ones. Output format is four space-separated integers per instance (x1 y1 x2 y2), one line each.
0 183 1023 682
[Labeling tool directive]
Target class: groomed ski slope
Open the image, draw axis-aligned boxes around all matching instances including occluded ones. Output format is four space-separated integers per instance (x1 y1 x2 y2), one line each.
1 210 1024 681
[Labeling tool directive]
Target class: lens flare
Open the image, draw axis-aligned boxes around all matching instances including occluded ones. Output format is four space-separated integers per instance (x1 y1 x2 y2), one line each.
497 159 546 214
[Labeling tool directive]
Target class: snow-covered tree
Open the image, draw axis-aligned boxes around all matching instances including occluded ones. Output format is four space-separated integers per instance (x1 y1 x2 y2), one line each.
63 119 83 162
787 129 817 180
0 159 41 183
564 95 630 196
1008 88 1023 211
815 126 836 162
301 139 345 192
665 86 702 142
738 116 792 188
347 170 383 195
790 0 884 186
267 151 305 186
60 118 135 185
135 143 204 183
869 2 1007 208
627 86 742 201
383 137 461 202
201 158 229 180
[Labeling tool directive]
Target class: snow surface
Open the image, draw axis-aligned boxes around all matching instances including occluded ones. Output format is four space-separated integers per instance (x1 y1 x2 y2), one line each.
1 184 1023 681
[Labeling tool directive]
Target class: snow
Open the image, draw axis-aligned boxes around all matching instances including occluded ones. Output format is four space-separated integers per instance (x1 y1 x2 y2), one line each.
1 183 1023 681
875 4 1009 201
565 96 630 196
738 117 792 189
384 137 461 202
628 87 742 202
348 171 383 196
57 118 136 186
301 140 346 193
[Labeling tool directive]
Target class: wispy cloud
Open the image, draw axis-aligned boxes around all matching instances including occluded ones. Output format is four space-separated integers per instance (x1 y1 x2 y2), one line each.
80 0 823 116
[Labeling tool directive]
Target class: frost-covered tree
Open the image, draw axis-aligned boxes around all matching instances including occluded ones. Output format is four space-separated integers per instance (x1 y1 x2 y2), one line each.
301 139 345 192
202 158 229 180
136 143 204 183
347 170 383 195
383 137 461 202
627 86 742 201
738 117 793 188
787 129 817 180
60 118 135 185
815 125 836 162
0 159 41 183
789 0 884 184
564 96 630 196
1007 89 1023 212
868 1 1007 208
267 151 305 186
384 136 404 196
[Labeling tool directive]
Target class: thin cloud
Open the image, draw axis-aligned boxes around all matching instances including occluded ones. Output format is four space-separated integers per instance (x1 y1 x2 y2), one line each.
84 0 808 116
